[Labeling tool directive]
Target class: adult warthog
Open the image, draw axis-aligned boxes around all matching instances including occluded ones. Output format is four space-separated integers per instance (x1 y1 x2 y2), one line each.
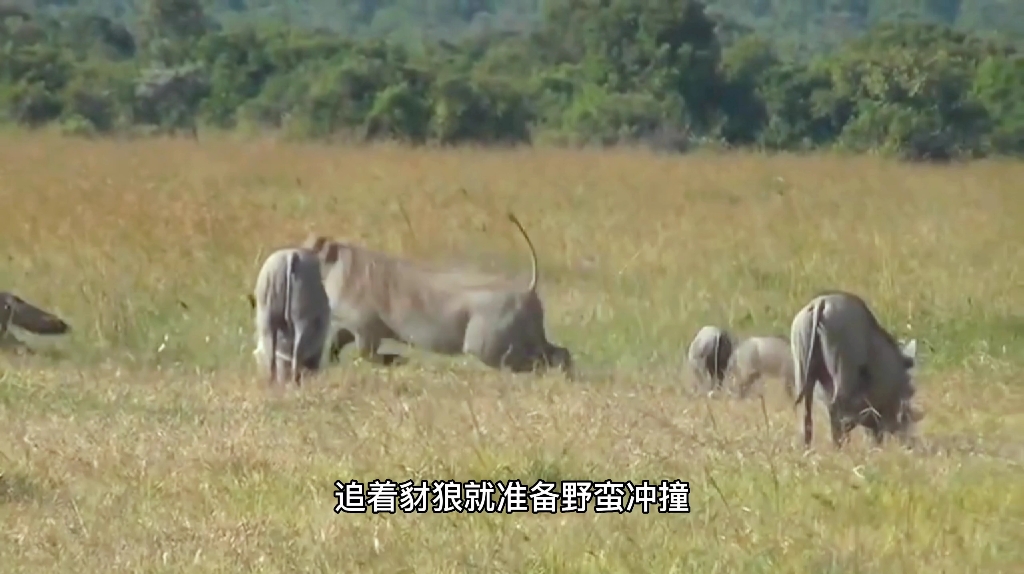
727 335 794 399
303 212 574 377
247 247 331 386
687 325 733 391
791 290 924 448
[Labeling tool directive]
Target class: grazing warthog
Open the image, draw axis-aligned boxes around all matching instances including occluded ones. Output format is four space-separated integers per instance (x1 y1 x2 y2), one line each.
0 292 71 354
727 335 794 399
247 248 331 386
687 325 733 391
302 212 574 377
791 290 924 448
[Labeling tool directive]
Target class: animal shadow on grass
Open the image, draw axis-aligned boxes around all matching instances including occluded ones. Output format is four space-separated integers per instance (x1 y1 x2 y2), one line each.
0 332 69 361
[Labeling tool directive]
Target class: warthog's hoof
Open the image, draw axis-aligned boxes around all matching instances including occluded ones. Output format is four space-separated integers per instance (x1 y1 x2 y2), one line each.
378 354 408 367
353 353 408 367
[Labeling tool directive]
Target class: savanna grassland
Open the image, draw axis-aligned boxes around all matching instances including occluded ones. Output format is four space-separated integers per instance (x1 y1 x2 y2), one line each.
1 133 1023 573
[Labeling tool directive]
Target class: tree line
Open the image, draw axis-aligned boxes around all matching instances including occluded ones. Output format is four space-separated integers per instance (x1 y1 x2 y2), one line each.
1 0 1023 159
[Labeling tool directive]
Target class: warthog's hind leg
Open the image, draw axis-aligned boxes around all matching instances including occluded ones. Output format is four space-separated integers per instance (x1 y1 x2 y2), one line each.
291 330 308 387
866 425 885 446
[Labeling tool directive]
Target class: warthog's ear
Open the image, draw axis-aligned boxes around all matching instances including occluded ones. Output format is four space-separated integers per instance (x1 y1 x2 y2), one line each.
901 339 917 367
246 293 256 309
902 339 917 358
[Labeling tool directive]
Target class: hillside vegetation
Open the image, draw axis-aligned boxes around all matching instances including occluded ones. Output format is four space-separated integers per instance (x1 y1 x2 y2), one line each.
1 0 1023 158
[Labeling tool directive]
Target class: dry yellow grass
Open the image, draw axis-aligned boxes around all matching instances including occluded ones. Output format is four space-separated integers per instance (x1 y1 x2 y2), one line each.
1 133 1023 572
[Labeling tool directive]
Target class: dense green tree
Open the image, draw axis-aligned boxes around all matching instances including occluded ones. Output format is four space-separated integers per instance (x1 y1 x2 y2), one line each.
0 0 1021 158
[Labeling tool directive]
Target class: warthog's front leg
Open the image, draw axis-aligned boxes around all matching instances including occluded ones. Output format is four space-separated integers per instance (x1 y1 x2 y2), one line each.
711 368 728 390
267 332 280 386
329 329 356 363
290 330 313 387
377 353 406 366
689 365 707 393
856 406 886 446
331 328 405 366
353 331 406 367
828 404 857 448
781 374 796 400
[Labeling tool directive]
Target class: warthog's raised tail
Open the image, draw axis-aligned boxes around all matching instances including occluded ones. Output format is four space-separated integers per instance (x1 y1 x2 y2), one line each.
506 211 538 293
284 250 301 384
793 297 826 446
0 292 71 337
713 330 724 384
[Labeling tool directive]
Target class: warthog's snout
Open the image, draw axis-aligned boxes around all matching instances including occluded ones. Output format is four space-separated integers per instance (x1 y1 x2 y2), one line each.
1 293 71 336
544 344 575 379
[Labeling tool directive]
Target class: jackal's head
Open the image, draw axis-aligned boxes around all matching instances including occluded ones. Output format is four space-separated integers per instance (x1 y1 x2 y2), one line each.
0 292 70 335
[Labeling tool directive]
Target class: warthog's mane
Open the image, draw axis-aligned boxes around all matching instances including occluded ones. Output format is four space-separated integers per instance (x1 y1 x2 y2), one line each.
813 289 906 355
302 235 533 315
304 211 541 296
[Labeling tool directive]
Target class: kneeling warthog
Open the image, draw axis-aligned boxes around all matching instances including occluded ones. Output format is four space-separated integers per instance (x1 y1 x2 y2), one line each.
791 290 923 448
248 247 331 386
727 335 794 399
303 212 574 377
687 325 733 391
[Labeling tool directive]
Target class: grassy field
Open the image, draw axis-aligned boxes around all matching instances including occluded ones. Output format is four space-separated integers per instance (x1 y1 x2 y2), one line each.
0 133 1022 572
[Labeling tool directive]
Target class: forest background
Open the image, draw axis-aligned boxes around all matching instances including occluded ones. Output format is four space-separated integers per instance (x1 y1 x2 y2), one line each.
1 0 1023 159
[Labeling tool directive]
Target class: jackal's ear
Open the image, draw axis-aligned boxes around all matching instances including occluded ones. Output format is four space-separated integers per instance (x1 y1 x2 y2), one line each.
246 293 256 309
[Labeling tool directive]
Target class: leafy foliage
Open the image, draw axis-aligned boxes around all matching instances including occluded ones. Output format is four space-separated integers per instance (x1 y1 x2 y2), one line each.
1 0 1023 158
